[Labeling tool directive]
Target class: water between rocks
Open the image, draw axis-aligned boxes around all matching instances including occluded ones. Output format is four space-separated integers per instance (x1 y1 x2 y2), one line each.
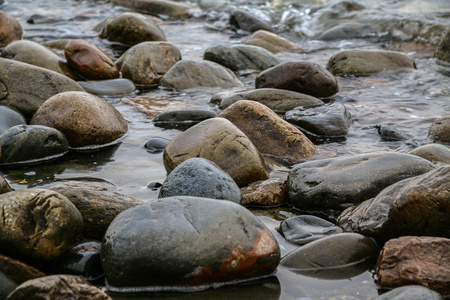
1 0 449 299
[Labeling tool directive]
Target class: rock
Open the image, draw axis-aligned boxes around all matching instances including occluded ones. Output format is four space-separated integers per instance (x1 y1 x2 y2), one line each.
120 96 203 117
46 181 143 240
197 0 227 10
428 115 450 144
111 0 195 19
0 254 45 300
0 105 26 135
373 285 443 300
204 44 280 72
280 215 343 245
64 39 119 80
436 27 450 63
101 196 280 289
0 58 85 118
30 91 128 149
409 143 450 165
241 178 287 207
280 233 379 279
230 9 272 33
161 60 245 90
288 152 437 211
337 166 449 244
219 100 316 164
284 102 352 137
0 125 68 165
5 275 111 300
144 138 170 153
0 11 23 48
78 78 136 96
0 189 83 263
244 30 299 53
153 109 217 130
1 40 78 80
115 41 181 85
255 61 339 98
211 88 324 114
375 236 450 294
326 50 416 76
163 118 269 187
0 175 13 195
376 125 411 141
96 12 166 46
158 158 243 203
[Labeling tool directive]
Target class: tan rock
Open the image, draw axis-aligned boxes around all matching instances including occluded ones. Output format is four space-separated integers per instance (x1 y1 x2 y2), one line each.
0 11 22 48
111 0 195 19
244 30 299 53
409 143 450 165
428 115 450 145
120 96 202 117
241 178 287 206
376 236 450 294
219 100 315 163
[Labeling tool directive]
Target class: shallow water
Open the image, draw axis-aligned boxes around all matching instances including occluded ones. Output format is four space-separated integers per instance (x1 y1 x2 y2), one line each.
1 0 449 299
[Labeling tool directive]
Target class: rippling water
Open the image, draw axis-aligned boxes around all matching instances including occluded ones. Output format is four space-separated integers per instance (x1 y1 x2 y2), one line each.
1 0 449 299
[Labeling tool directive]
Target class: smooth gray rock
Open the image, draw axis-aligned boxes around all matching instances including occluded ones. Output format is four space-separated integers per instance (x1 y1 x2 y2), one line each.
373 285 442 300
0 105 26 135
288 152 436 211
204 44 280 72
153 110 217 130
158 158 243 203
101 196 280 289
78 79 136 96
428 115 450 144
284 102 352 136
229 9 273 33
144 138 170 153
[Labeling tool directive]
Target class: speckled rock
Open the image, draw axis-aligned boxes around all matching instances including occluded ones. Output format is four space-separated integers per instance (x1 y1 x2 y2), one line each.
219 100 316 164
326 50 416 76
230 9 273 33
158 158 242 203
241 178 287 207
373 285 443 300
78 78 136 96
0 11 23 48
436 27 450 63
337 166 449 244
64 39 119 80
101 196 280 289
111 0 196 19
409 143 450 165
163 118 269 187
211 88 324 114
96 12 166 46
0 105 26 135
30 91 128 149
244 30 299 53
428 115 450 144
115 41 181 85
1 40 78 80
255 61 339 98
0 58 85 118
0 189 83 263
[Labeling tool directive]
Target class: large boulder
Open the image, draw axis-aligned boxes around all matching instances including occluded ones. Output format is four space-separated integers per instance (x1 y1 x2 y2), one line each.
0 58 85 118
0 105 26 135
0 189 83 263
244 30 299 53
288 152 437 211
101 196 280 289
163 118 269 187
219 100 316 164
428 115 450 144
30 91 128 148
337 166 450 244
111 0 195 19
0 11 23 48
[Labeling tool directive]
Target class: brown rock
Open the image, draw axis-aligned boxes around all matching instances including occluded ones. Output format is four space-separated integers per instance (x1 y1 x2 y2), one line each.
428 115 450 144
375 236 450 294
5 275 111 300
64 39 119 80
241 178 287 206
0 11 23 48
244 30 299 53
31 91 128 148
255 61 339 98
219 100 316 163
409 143 450 165
120 96 202 117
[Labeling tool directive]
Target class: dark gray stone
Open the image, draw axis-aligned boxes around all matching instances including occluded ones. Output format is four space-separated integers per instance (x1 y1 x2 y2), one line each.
78 79 135 96
288 152 436 211
284 102 352 136
373 285 442 300
0 125 68 165
428 115 450 144
101 196 280 289
158 158 242 204
280 215 343 245
376 125 411 141
230 9 272 33
153 110 217 130
144 138 170 153
0 105 26 135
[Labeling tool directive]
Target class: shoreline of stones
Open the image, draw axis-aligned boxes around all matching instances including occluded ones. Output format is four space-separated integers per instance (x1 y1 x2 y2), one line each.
0 1 449 299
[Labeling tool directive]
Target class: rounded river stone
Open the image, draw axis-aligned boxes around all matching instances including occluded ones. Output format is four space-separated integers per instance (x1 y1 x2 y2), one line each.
158 157 243 203
244 30 299 53
101 196 280 289
230 9 273 33
144 138 170 153
0 125 68 165
30 91 128 149
153 109 217 130
436 27 450 63
428 115 450 144
0 105 26 135
0 189 83 263
78 78 136 96
0 11 23 48
111 0 195 19
409 143 450 164
373 285 442 300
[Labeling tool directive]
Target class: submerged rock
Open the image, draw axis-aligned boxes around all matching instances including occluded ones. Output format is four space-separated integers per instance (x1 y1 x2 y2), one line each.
409 143 450 165
373 285 443 300
230 9 273 33
244 30 299 53
241 178 287 207
436 27 450 63
428 115 450 144
78 78 135 96
0 11 23 48
31 91 128 149
144 138 170 153
111 0 195 19
0 105 26 135
158 158 242 203
376 125 411 141
153 109 217 130
101 196 280 289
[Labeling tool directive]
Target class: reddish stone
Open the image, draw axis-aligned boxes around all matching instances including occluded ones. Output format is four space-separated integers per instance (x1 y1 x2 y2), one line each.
0 253 45 285
0 11 23 47
64 39 119 80
375 236 450 294
241 178 287 206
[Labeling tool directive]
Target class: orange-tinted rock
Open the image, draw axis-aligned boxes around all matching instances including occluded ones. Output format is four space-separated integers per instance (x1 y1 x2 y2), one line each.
0 11 23 48
241 178 287 206
376 236 450 294
64 39 119 80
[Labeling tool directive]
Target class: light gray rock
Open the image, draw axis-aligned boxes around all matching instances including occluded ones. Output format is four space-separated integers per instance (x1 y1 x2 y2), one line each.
78 78 136 96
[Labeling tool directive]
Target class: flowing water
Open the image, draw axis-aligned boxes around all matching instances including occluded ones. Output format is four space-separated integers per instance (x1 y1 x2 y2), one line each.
1 0 449 299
